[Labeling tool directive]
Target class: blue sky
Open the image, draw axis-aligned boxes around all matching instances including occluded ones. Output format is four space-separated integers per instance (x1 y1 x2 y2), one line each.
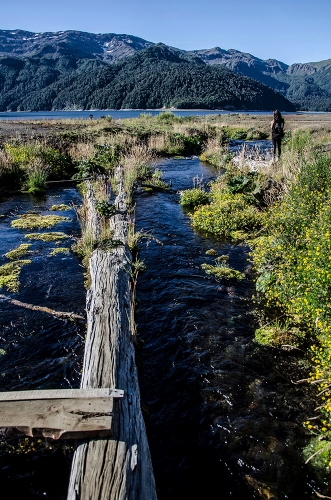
1 0 330 65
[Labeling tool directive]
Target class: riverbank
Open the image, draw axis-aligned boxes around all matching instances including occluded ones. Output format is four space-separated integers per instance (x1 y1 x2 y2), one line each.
182 129 331 495
1 111 331 195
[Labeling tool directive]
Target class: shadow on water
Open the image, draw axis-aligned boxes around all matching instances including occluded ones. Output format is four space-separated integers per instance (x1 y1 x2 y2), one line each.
135 158 318 499
0 188 86 499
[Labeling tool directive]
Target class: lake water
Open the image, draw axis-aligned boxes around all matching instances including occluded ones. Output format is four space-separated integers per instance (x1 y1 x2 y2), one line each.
0 109 307 121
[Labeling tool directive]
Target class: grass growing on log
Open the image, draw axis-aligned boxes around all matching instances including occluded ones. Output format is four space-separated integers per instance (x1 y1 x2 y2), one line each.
25 232 68 242
0 260 32 292
11 214 70 230
5 243 32 260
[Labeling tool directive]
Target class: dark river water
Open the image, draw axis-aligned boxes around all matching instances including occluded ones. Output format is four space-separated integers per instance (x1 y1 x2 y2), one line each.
0 159 324 499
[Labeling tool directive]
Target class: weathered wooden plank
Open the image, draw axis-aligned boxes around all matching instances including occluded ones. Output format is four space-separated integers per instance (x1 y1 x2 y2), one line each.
0 397 113 439
67 169 157 499
0 388 124 401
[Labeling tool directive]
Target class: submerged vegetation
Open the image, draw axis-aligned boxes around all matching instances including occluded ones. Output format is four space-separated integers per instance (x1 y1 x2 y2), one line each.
49 247 70 256
50 204 71 211
5 243 32 260
11 214 70 230
0 259 31 292
25 232 68 242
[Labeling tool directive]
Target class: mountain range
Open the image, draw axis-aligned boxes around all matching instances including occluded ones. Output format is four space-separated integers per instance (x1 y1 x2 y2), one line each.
0 29 329 111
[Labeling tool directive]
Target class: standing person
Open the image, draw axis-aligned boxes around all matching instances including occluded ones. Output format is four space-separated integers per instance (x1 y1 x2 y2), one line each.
271 110 285 159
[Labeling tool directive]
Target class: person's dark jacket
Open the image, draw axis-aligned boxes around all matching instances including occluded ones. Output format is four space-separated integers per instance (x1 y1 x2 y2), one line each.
271 118 285 139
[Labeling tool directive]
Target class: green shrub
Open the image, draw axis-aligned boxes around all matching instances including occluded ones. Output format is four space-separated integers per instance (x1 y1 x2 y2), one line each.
190 192 261 240
180 188 210 207
95 200 116 218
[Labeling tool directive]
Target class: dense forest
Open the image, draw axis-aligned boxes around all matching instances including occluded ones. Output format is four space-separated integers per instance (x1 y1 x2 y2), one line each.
189 47 331 111
0 44 295 111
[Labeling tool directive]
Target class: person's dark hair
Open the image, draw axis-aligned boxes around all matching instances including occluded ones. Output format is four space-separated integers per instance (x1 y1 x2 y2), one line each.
273 110 282 121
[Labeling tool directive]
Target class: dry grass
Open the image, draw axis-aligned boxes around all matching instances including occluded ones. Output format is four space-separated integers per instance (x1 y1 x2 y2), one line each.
68 141 95 162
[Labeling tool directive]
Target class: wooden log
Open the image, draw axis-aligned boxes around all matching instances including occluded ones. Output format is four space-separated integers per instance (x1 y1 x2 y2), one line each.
67 168 157 499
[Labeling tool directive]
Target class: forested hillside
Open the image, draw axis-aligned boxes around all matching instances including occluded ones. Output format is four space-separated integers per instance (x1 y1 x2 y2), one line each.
189 47 331 111
0 44 295 111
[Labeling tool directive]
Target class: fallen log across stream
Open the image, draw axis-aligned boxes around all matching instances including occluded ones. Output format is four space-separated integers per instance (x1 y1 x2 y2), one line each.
67 168 157 499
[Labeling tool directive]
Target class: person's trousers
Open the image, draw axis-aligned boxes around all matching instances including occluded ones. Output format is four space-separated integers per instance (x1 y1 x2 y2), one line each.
272 137 282 157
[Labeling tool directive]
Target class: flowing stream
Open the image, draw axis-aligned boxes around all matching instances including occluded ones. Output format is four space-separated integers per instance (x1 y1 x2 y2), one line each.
135 157 318 500
0 159 322 499
0 187 85 498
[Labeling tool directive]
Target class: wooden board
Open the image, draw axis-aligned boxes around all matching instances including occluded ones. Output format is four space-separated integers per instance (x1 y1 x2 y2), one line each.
0 388 124 439
0 388 124 401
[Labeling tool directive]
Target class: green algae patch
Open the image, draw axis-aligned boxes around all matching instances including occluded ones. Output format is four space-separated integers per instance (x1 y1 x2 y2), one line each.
201 263 244 281
0 349 6 356
11 214 70 230
0 260 32 292
50 204 71 211
25 232 68 242
5 243 32 260
50 247 70 256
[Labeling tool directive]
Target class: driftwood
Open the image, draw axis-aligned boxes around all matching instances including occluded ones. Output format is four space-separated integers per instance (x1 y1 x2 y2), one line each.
67 167 157 499
0 294 85 322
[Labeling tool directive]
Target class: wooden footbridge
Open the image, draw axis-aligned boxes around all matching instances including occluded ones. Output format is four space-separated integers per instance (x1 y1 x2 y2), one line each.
0 166 157 499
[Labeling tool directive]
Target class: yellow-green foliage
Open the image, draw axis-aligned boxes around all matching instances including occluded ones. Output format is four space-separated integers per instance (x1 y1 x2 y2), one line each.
303 435 331 470
190 187 261 240
254 324 304 347
201 263 244 281
49 247 70 256
251 145 331 460
11 214 70 230
50 204 71 211
5 243 32 260
25 232 68 242
4 143 35 166
179 188 210 207
0 260 31 292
